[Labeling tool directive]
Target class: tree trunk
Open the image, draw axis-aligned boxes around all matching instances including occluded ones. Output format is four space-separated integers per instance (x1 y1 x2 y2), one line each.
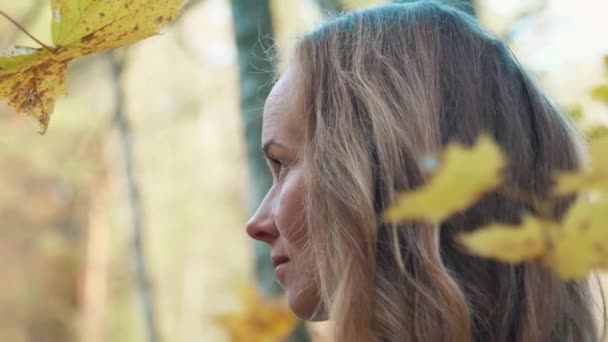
229 0 278 295
230 1 310 341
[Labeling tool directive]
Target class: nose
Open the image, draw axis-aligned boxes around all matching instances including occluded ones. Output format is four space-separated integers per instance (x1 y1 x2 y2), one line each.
246 191 279 244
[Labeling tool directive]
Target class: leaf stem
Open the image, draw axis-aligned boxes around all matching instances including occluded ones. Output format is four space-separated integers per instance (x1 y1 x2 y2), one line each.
0 10 56 53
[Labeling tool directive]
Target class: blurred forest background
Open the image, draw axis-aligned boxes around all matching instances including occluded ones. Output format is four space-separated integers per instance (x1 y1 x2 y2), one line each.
0 0 606 341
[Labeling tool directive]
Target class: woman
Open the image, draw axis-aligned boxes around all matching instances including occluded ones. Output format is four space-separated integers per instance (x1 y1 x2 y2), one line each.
246 1 602 341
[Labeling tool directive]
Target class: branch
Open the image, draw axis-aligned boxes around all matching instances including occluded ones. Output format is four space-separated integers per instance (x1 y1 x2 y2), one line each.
6 0 45 45
109 51 160 342
0 10 56 53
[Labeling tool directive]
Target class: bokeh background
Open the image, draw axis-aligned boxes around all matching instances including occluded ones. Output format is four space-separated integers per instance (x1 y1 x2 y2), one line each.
0 0 606 341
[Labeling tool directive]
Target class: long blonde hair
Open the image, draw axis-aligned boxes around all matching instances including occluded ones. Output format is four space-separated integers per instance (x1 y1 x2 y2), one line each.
293 1 602 341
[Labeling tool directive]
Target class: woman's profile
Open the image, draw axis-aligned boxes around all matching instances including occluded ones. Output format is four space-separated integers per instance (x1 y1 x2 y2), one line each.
246 1 603 341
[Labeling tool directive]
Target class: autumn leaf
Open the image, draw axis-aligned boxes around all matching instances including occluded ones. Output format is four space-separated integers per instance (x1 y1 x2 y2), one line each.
213 285 297 342
458 215 546 264
585 125 608 142
0 47 66 132
555 135 608 194
384 135 507 223
0 0 184 133
591 85 608 104
460 197 608 280
567 104 584 123
545 198 608 279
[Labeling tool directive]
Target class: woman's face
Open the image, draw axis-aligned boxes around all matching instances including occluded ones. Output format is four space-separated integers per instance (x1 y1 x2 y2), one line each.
246 69 325 321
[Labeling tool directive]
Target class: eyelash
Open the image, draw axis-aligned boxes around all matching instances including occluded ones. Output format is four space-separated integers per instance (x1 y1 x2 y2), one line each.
269 158 289 176
270 158 284 167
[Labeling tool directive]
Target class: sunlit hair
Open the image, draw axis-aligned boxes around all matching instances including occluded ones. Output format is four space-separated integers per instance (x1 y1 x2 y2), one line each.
291 1 604 341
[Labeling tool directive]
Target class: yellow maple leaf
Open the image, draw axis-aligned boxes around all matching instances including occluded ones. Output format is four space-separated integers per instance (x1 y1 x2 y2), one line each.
0 0 183 133
555 135 608 194
544 198 608 279
213 285 298 342
384 135 507 223
585 125 608 142
459 197 608 280
591 85 608 104
458 215 546 264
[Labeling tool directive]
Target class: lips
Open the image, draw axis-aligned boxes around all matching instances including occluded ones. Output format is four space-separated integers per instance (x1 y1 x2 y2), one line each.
271 255 290 284
271 255 290 268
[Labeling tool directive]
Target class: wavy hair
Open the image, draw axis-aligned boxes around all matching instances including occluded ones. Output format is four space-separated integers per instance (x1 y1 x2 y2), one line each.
292 1 603 341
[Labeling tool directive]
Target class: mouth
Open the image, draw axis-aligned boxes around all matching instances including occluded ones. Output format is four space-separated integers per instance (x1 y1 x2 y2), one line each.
271 255 290 268
271 255 290 284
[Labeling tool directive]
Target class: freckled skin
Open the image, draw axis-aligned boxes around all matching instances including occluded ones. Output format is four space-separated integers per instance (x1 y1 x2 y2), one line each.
246 69 326 321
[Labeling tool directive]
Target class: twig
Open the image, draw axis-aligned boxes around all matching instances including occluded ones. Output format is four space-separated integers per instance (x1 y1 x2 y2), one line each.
6 0 45 45
0 10 56 53
109 51 160 342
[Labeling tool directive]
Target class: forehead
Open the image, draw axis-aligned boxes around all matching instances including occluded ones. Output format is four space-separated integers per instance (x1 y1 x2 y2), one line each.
262 69 305 145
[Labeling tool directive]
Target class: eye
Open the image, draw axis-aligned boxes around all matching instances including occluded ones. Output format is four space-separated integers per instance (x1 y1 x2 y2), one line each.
268 157 289 175
271 158 287 168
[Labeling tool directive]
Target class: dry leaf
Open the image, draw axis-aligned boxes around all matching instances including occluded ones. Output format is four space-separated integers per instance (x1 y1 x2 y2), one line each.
545 198 608 279
591 85 608 104
0 0 184 133
555 135 608 194
213 285 298 342
384 135 506 223
460 197 608 280
458 215 546 264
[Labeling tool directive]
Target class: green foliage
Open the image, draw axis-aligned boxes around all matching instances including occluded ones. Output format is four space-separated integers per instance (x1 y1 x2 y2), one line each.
567 104 584 123
591 85 608 104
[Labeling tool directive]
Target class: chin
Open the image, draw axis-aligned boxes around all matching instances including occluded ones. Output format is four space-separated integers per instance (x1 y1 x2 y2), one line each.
285 285 328 322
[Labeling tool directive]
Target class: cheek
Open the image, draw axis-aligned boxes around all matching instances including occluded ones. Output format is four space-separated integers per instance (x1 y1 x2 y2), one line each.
275 169 307 246
275 169 325 321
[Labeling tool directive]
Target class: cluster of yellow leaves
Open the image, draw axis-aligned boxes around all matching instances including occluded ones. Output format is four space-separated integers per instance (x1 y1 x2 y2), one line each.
459 196 608 279
580 55 608 142
213 285 298 342
555 136 608 194
384 133 608 280
590 55 608 106
0 0 184 133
